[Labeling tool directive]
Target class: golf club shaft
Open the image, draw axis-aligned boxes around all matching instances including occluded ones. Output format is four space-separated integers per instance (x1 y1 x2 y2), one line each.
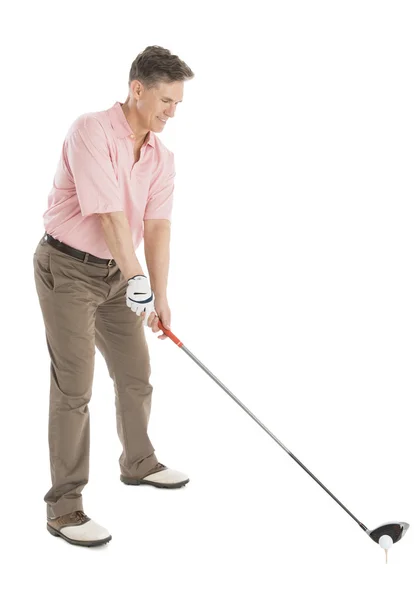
158 321 368 532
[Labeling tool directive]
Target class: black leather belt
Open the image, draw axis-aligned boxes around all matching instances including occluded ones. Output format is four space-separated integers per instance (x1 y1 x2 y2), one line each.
45 234 116 267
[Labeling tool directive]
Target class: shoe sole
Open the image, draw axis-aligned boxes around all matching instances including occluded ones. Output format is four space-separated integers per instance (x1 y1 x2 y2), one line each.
47 523 112 547
120 475 190 489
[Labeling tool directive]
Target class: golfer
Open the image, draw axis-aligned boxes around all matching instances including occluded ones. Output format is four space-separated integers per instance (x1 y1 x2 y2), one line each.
33 45 194 547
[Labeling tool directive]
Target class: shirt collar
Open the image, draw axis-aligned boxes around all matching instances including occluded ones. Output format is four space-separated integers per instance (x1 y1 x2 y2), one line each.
109 101 155 148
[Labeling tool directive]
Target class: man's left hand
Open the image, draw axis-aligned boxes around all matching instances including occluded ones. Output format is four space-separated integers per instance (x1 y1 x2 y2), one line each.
145 296 171 340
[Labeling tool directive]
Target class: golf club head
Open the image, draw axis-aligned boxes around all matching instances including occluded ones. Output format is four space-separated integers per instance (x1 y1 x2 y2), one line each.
367 521 409 545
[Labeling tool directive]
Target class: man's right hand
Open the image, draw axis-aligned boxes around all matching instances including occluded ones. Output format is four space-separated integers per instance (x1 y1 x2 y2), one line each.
126 275 155 325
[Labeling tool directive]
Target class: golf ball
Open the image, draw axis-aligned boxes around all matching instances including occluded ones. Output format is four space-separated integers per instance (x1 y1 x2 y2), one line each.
379 535 393 550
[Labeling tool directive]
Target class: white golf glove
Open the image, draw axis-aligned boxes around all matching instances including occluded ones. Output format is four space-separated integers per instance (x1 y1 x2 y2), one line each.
126 274 155 326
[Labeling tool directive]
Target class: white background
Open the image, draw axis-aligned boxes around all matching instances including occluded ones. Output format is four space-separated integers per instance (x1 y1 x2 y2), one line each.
1 0 413 598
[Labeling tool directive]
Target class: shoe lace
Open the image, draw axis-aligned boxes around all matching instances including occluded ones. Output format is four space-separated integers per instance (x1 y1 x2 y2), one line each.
73 510 87 523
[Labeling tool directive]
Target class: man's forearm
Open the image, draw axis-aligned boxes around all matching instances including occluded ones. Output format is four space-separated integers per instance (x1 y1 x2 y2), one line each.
144 222 171 299
99 211 145 280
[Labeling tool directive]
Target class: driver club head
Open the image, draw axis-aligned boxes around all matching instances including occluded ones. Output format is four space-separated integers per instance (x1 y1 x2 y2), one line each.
366 521 410 545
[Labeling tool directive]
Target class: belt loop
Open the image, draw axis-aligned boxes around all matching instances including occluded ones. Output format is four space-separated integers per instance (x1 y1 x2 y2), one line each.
83 252 89 263
108 259 113 267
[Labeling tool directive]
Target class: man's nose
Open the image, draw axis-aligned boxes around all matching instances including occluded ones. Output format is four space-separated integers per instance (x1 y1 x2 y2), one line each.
165 105 176 118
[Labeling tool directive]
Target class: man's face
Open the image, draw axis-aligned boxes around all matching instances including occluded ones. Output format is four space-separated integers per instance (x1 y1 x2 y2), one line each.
133 80 184 132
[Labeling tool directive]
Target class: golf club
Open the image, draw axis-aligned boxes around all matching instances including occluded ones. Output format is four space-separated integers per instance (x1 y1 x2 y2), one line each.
156 319 409 562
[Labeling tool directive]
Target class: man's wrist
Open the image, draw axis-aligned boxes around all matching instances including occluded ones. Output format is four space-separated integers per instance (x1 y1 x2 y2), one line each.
126 271 146 281
153 289 167 299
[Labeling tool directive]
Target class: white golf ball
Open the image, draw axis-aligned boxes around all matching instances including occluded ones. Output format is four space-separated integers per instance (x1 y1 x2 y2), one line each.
379 535 393 550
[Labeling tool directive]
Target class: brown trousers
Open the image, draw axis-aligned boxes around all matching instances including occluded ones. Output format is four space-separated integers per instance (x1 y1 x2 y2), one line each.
33 234 159 519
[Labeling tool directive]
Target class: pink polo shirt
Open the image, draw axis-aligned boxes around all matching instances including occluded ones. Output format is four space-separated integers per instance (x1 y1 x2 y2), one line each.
42 101 175 259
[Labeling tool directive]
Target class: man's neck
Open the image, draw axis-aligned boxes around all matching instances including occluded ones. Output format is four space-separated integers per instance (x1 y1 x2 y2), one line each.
121 101 149 146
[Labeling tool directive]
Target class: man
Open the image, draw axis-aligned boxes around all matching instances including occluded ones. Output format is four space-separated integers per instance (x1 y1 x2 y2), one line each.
33 46 195 547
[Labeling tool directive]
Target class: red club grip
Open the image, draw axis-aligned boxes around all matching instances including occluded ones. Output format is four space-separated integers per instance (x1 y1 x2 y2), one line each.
157 320 183 347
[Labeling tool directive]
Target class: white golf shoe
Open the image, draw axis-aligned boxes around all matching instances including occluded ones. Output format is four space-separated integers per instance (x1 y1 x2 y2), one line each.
47 510 112 547
121 463 190 489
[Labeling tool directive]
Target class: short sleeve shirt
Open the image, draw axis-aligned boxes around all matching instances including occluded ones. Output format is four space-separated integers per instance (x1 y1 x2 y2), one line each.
42 101 175 259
